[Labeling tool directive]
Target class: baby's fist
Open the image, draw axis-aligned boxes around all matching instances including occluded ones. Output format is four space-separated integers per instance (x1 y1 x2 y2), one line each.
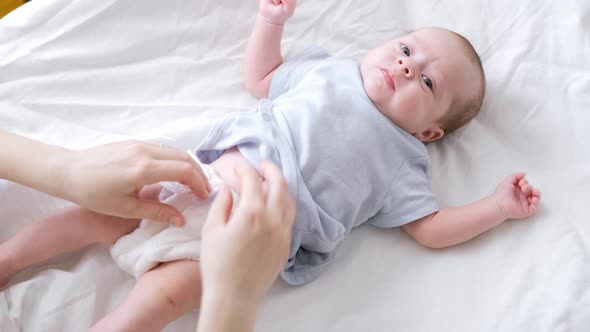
259 0 297 25
494 172 541 220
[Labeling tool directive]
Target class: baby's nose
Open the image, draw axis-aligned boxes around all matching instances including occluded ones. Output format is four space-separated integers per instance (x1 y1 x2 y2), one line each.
397 59 414 78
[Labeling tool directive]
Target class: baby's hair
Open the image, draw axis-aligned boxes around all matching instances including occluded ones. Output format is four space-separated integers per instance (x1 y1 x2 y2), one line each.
437 30 486 134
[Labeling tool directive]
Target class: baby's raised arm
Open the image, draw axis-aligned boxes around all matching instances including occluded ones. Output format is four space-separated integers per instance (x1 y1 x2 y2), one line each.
403 173 541 248
242 0 297 98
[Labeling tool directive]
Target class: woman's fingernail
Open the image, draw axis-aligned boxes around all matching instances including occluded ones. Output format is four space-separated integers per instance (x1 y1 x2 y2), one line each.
170 216 183 226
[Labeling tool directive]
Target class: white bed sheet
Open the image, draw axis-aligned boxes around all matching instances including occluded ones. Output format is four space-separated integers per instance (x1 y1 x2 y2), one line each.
1 0 589 331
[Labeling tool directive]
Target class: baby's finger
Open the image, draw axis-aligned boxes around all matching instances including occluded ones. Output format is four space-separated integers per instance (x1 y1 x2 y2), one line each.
509 172 526 185
521 183 533 196
283 0 297 12
529 196 540 213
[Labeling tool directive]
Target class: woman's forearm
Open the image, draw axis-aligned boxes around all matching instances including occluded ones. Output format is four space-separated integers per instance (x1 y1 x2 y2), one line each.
1 129 211 223
197 294 258 332
0 129 69 198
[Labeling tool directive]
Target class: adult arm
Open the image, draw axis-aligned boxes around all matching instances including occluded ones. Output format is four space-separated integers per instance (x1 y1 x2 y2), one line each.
0 129 210 225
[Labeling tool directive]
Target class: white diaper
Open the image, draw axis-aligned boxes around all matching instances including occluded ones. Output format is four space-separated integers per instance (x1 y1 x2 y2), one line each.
111 159 237 279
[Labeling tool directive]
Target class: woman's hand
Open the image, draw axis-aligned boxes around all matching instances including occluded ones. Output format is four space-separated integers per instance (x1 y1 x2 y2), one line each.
199 160 295 323
0 130 210 225
61 140 211 225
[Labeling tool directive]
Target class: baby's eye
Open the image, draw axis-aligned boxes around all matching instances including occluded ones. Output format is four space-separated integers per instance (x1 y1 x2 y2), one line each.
400 43 411 56
422 75 433 90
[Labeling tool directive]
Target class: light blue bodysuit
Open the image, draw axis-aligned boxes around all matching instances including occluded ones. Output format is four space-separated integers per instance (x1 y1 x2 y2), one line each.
196 48 439 285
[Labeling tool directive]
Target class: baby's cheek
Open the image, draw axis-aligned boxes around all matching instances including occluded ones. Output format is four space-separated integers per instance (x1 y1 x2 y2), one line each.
362 75 382 102
398 99 423 127
398 97 416 115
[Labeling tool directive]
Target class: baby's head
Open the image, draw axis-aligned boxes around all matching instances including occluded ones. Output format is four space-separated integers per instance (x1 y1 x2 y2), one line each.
360 27 485 142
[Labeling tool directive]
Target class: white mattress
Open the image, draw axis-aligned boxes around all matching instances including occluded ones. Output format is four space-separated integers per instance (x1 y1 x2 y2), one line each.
1 0 589 331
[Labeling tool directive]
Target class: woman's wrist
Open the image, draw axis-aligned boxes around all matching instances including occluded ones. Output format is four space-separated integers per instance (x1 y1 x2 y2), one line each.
0 130 71 199
29 142 73 200
46 146 75 200
198 291 259 332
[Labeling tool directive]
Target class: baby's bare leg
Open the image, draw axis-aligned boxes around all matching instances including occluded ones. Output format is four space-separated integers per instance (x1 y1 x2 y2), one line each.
0 184 163 287
0 205 140 287
90 259 202 332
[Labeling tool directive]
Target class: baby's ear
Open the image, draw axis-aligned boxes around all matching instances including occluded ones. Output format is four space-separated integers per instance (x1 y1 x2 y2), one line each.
414 128 444 142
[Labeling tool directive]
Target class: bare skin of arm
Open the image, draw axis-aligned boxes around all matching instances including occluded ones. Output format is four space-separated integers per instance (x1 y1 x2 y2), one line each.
0 129 210 225
403 173 541 248
242 0 297 98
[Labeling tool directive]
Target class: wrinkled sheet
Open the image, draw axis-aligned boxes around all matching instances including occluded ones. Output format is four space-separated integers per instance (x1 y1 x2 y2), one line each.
1 0 589 331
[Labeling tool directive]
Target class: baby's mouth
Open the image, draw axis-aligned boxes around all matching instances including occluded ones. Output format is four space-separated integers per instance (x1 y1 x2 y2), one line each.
380 69 395 91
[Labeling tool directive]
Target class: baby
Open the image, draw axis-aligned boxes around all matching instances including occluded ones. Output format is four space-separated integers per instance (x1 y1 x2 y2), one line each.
0 0 541 330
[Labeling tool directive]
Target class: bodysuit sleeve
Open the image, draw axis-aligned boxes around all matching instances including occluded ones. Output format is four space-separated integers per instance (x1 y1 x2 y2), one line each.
268 46 331 100
369 156 439 228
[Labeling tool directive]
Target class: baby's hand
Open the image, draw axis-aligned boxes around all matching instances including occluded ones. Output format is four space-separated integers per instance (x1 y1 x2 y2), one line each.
258 0 297 25
494 172 541 220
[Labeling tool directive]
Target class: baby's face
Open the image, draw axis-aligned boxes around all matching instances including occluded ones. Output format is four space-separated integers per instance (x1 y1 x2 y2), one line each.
360 27 478 142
